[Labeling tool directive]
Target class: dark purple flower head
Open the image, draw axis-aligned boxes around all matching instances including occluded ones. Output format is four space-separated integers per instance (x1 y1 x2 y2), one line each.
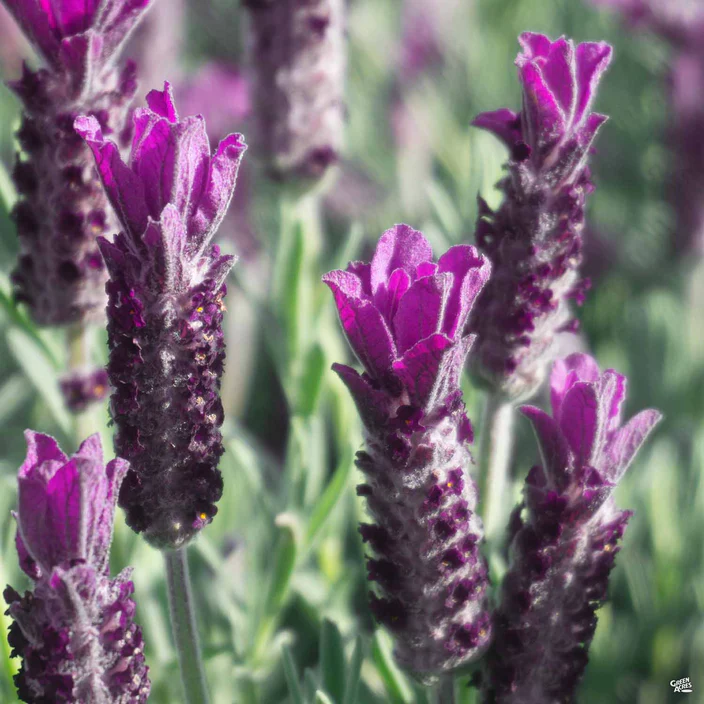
60 368 110 413
244 0 346 182
76 84 246 549
3 0 152 326
6 431 150 703
3 0 150 77
324 226 493 678
470 34 612 400
483 355 661 703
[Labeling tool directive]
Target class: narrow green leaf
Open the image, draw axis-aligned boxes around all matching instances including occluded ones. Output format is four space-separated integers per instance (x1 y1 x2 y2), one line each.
314 691 335 704
281 645 305 704
342 638 364 704
320 619 346 702
303 668 319 702
297 343 326 417
370 631 413 704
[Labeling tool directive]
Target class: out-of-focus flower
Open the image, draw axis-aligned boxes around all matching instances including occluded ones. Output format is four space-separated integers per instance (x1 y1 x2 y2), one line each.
482 354 661 703
5 430 150 703
244 0 346 183
0 4 29 77
470 33 612 401
60 368 110 413
3 0 152 326
76 83 246 549
324 225 493 679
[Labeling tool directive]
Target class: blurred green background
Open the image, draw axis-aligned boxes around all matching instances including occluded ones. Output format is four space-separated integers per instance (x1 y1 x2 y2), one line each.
0 0 702 702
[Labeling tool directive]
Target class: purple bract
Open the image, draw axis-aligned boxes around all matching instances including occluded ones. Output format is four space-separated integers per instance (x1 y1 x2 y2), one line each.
324 224 493 678
75 83 246 549
3 0 152 326
5 430 150 703
470 33 612 400
482 354 661 703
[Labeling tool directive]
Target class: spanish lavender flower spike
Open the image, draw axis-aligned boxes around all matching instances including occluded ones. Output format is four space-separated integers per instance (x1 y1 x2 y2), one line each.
324 225 493 679
4 430 150 703
482 354 661 703
3 0 152 326
245 0 345 183
75 83 247 549
470 34 612 400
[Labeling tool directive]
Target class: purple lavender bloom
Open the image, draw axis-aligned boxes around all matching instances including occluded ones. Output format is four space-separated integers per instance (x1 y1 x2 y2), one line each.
4 430 150 703
60 368 110 413
3 0 152 326
470 33 612 400
324 225 493 678
75 83 246 549
244 0 345 182
482 354 661 703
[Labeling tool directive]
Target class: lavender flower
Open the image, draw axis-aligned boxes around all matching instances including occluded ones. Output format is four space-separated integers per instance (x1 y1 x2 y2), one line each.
75 83 246 549
4 431 150 703
60 368 110 413
244 0 345 182
482 354 661 703
470 33 612 400
3 0 152 326
324 225 492 678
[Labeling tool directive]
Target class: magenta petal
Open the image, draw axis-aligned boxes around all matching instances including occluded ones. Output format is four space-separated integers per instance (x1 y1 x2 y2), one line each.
370 224 433 294
575 42 613 125
597 369 627 433
20 430 67 474
471 108 522 149
520 61 566 152
558 381 600 466
550 353 601 419
393 273 451 354
393 333 453 407
541 38 576 122
323 269 367 303
606 409 662 483
146 82 179 122
332 363 390 430
518 32 552 59
437 245 491 337
74 433 104 464
520 406 572 489
15 529 41 580
374 268 411 323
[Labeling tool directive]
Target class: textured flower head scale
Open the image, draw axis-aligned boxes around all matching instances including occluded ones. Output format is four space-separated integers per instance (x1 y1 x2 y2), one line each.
483 354 661 703
76 83 247 549
470 34 612 401
325 225 494 678
5 431 150 703
4 0 152 326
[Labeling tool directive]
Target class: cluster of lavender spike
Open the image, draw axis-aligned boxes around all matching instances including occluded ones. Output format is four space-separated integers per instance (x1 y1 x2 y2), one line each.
3 0 152 327
5 432 150 703
470 33 612 400
324 225 493 677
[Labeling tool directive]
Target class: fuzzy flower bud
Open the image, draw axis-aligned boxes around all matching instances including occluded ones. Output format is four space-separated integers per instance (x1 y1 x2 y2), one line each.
3 0 152 326
470 33 612 400
482 354 661 703
245 0 345 183
75 83 246 549
4 430 150 703
324 225 492 679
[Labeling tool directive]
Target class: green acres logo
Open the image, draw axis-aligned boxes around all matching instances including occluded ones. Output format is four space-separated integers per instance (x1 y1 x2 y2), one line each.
671 677 693 694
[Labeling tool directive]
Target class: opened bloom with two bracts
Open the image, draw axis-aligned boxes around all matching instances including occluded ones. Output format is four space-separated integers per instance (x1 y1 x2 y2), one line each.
5 431 150 703
482 354 661 703
76 83 247 549
324 224 493 679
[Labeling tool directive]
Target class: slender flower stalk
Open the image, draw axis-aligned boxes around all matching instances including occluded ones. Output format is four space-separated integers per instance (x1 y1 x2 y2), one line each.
482 354 661 703
244 0 346 184
470 33 612 401
76 83 247 549
4 431 150 703
324 225 493 680
2 0 152 326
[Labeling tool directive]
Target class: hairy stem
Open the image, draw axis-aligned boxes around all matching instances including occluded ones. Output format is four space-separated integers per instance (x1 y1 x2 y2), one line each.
165 548 211 704
478 394 515 542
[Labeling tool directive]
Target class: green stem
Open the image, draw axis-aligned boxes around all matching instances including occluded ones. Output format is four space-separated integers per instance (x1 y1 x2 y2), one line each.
432 676 456 704
478 393 515 541
165 548 211 704
67 322 95 443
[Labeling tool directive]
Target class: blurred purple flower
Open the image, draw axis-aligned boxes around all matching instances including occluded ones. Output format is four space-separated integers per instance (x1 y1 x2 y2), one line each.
3 0 152 326
324 225 493 678
0 4 29 77
482 354 661 703
59 368 110 413
5 431 149 703
245 0 346 182
75 83 246 549
470 33 612 400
